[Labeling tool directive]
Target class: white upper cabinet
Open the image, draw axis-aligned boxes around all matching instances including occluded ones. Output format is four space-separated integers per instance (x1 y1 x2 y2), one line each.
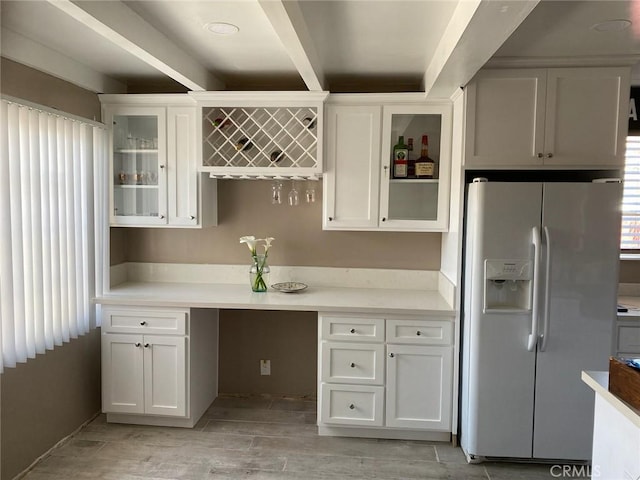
464 67 630 168
324 105 382 229
100 95 217 228
324 95 452 232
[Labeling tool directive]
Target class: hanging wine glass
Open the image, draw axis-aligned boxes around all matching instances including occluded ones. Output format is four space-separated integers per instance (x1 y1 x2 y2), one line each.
271 180 283 205
305 181 316 203
288 180 299 206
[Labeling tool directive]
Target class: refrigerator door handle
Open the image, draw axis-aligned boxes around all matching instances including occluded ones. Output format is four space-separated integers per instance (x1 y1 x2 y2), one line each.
528 226 541 352
540 226 552 351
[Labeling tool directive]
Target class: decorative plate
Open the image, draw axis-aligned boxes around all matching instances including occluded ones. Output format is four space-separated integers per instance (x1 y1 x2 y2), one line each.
271 282 308 293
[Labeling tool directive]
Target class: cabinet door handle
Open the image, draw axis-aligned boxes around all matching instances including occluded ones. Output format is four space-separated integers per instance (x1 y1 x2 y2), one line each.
144 343 150 348
416 331 421 336
537 153 544 158
349 403 355 410
546 153 553 158
160 164 165 169
190 215 195 220
389 353 395 358
381 217 386 222
328 217 333 221
350 328 356 334
350 362 355 368
134 342 141 347
159 214 165 219
140 321 147 326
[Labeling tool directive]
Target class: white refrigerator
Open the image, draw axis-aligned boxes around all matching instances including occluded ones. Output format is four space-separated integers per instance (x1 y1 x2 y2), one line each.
460 179 621 462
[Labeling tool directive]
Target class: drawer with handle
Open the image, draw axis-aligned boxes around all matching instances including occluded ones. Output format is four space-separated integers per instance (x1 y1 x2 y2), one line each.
320 315 384 343
386 319 452 345
321 342 384 385
102 307 188 335
320 383 384 426
617 325 640 354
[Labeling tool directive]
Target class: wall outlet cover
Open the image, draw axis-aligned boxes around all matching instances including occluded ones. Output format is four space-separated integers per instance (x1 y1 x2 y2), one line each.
260 359 271 375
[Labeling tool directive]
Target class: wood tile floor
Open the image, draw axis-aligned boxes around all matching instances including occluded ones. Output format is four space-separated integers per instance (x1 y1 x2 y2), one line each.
22 395 586 479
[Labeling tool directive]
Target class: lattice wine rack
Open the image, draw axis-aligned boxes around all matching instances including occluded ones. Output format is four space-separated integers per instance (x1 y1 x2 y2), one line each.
201 105 322 178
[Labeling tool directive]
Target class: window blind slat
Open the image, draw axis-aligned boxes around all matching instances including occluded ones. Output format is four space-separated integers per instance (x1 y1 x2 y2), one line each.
1 101 15 370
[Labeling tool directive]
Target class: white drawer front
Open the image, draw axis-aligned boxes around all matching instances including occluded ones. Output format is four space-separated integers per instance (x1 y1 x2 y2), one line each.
386 319 452 345
618 325 640 353
320 383 384 426
103 307 188 335
322 342 384 385
321 316 384 343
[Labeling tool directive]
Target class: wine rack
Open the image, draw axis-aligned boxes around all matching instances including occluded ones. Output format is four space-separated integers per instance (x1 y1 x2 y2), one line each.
194 92 327 179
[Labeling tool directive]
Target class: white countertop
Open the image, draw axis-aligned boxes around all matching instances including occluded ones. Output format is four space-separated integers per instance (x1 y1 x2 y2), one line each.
581 370 640 429
97 281 455 316
618 296 640 318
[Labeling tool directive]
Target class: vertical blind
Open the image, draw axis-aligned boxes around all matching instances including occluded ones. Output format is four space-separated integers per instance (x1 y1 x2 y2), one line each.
622 136 640 250
0 98 107 373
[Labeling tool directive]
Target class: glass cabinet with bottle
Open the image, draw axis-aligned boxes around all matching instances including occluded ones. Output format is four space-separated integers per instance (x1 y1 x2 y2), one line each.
380 105 451 230
107 106 167 226
324 96 451 232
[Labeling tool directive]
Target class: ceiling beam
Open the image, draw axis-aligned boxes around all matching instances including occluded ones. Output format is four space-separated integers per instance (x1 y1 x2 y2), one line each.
1 27 126 94
46 0 224 91
423 0 540 99
258 0 325 91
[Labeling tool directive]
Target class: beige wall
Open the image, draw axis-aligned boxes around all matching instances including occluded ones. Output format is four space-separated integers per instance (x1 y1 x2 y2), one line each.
1 58 102 121
219 310 317 395
1 330 101 479
620 260 640 283
1 57 103 479
119 179 442 269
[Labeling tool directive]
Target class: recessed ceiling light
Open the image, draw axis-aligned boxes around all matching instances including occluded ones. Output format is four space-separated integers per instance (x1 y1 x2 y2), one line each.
205 22 239 35
591 19 632 32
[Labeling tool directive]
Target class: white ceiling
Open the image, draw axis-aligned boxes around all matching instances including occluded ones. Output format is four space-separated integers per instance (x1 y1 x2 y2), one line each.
2 0 640 97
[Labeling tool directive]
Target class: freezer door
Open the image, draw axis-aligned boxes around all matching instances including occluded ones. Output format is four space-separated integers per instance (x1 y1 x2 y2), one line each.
461 181 542 458
533 182 621 460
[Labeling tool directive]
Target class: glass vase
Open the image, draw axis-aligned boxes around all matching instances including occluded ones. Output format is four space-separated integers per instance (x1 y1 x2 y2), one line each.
249 254 270 292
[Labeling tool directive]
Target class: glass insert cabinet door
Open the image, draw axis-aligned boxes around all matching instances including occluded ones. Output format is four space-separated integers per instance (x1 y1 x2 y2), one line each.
109 107 167 225
379 105 451 231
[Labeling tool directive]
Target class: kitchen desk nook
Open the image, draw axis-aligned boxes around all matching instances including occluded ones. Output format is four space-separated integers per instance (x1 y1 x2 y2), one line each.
97 264 456 442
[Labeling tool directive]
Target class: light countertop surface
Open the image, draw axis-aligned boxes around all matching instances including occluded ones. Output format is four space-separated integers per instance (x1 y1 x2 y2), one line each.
96 281 455 316
581 370 640 428
618 296 640 318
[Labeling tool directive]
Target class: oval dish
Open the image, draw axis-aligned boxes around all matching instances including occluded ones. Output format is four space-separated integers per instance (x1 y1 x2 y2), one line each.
271 282 308 293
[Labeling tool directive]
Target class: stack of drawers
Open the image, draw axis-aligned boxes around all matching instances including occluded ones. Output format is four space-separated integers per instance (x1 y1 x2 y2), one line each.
318 312 453 435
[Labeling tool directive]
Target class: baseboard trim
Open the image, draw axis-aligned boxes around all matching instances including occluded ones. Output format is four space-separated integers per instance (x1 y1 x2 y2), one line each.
318 425 451 442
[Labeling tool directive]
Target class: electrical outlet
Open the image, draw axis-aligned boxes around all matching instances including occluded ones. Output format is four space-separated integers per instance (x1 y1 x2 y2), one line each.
260 359 271 375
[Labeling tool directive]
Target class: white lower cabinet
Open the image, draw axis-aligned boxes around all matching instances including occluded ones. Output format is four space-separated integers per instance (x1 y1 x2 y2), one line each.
101 306 218 428
102 333 186 416
386 344 452 430
318 312 453 440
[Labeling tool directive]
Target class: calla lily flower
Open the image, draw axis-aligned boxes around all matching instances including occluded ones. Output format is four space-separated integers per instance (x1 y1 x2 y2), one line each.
263 237 275 252
239 235 257 255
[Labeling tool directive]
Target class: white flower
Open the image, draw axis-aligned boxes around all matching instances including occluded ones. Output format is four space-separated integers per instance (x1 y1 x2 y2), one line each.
239 235 257 255
263 237 275 253
239 236 275 257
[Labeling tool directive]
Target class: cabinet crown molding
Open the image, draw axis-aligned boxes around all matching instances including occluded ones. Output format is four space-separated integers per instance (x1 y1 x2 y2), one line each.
326 92 452 106
484 55 640 69
99 93 196 106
